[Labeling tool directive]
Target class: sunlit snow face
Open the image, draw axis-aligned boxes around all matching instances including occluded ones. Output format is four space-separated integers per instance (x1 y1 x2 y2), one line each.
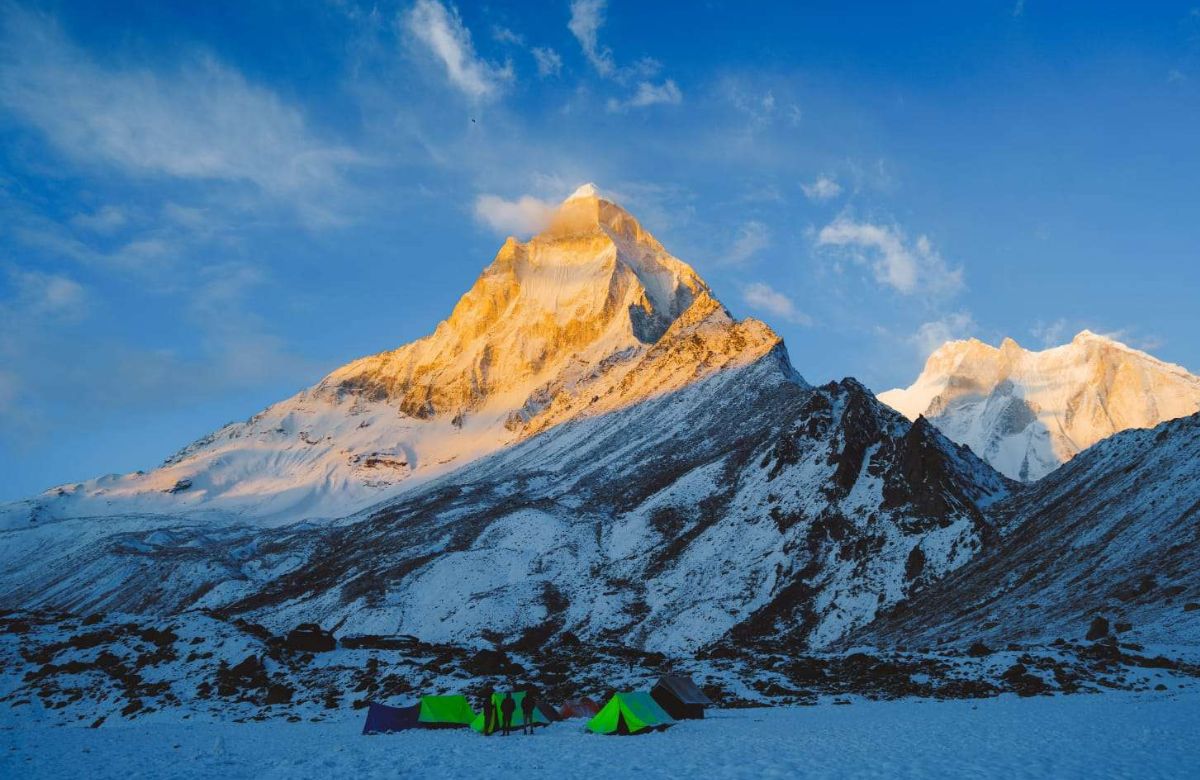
879 332 1200 481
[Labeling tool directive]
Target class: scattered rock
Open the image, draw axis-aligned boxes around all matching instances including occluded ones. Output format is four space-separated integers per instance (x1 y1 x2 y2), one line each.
166 478 193 494
1001 663 1049 696
967 642 992 657
265 683 294 705
284 624 335 653
215 655 270 698
1086 616 1110 641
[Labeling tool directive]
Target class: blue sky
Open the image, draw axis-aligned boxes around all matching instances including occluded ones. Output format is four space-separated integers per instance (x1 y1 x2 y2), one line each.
1 0 1198 501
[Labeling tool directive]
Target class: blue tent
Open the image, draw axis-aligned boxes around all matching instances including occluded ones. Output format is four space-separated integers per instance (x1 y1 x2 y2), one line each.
362 696 477 734
362 701 420 734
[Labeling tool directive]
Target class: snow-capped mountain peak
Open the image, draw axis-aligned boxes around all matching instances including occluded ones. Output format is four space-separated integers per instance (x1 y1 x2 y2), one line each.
0 186 1036 657
565 181 600 200
3 186 781 528
879 330 1200 481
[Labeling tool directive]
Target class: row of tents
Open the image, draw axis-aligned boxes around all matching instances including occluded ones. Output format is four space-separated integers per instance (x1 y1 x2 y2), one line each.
362 675 714 737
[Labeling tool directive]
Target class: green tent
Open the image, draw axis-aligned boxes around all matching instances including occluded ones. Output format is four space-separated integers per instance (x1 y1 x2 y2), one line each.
586 692 676 735
470 691 551 734
417 695 477 726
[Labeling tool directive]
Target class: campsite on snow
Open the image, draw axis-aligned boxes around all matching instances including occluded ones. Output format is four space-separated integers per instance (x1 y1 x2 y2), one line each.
4 184 1198 777
3 2 1200 778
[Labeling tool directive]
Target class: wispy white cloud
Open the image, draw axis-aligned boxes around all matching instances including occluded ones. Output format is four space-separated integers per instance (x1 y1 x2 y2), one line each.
0 267 88 433
11 206 189 274
532 46 563 77
473 193 557 236
0 256 314 446
568 0 671 91
491 25 523 46
0 7 356 219
802 175 842 202
1031 318 1068 347
912 311 976 357
69 206 127 234
405 0 513 100
719 78 801 131
606 79 682 112
722 221 770 266
569 0 615 76
1088 327 1165 353
742 282 811 325
816 217 964 296
4 269 87 321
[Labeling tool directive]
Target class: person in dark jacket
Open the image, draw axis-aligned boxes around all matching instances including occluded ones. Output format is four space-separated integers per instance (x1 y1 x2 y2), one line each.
520 691 536 735
500 692 516 736
480 688 496 736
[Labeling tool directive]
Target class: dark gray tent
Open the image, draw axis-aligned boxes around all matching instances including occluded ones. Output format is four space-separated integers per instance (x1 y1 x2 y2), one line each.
650 674 714 720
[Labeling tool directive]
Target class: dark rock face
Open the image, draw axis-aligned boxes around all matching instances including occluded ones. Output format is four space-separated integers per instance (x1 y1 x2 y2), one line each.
905 546 927 584
284 624 335 653
0 355 1011 655
1086 616 1110 642
847 411 1200 654
265 683 294 705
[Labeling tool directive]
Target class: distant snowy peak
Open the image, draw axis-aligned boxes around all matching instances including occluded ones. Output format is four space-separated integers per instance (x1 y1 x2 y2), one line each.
879 330 1200 481
4 186 785 528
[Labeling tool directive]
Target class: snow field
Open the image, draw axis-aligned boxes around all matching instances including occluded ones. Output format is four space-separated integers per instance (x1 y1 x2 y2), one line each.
3 691 1198 780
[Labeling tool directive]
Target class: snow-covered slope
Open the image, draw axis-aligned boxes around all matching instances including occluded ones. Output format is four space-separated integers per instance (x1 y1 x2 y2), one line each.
0 350 1011 652
0 355 1012 652
879 332 1200 481
0 184 767 529
853 411 1200 651
0 183 1020 653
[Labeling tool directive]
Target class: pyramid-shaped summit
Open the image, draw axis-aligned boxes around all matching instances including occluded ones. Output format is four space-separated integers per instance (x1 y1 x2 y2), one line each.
5 185 784 526
321 183 737 417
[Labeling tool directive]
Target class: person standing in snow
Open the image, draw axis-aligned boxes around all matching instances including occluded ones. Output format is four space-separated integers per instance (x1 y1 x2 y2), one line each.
480 688 496 736
500 692 516 736
520 691 536 735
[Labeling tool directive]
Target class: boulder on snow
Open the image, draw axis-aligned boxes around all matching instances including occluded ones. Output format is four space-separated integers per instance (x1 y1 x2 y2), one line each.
166 478 193 494
216 655 270 697
265 683 294 705
1086 616 1110 641
284 624 336 653
1000 663 1049 697
966 642 992 657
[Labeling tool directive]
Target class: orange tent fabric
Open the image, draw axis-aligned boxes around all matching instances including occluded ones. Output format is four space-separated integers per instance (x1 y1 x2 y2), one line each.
558 697 600 719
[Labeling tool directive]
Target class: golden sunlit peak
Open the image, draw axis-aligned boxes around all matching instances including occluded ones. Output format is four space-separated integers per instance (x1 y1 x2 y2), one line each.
565 182 601 201
1073 329 1110 343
